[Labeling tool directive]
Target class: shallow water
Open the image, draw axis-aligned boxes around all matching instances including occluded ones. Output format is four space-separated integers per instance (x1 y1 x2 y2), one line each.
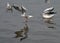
0 0 60 43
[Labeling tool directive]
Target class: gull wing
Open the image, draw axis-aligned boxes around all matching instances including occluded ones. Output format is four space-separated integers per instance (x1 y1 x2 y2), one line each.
44 7 54 13
21 5 28 10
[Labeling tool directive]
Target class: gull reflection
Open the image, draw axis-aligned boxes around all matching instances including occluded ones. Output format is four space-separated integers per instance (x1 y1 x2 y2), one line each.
43 18 53 24
43 18 56 29
14 23 29 41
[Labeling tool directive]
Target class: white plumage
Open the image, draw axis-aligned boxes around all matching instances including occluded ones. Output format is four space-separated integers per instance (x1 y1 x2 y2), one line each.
21 5 28 11
42 7 56 19
6 2 12 10
44 7 54 13
21 13 33 19
42 13 55 19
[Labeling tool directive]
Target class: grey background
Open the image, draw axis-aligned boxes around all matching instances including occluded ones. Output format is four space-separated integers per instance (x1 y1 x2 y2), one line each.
0 0 60 43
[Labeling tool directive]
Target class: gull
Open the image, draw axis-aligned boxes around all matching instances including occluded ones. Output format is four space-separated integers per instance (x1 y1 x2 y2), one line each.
12 4 28 14
42 7 56 19
21 13 33 22
6 2 12 10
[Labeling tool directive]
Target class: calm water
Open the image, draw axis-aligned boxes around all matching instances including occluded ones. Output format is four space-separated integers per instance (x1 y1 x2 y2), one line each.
0 0 60 43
